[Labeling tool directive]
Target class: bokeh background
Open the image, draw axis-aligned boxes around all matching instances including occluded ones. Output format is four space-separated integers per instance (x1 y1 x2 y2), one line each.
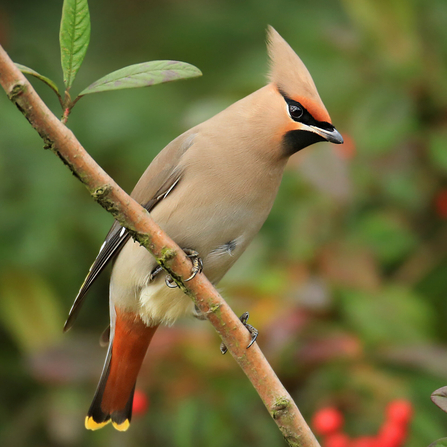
1 0 447 446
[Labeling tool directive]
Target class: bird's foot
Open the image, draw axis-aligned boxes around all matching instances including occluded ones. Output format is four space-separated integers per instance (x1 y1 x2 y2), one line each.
147 264 178 288
165 248 203 288
165 275 178 288
220 312 258 355
183 249 203 281
149 265 163 282
192 305 207 320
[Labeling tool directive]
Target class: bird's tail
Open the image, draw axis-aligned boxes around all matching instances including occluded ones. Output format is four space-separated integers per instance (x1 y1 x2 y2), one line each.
85 309 158 431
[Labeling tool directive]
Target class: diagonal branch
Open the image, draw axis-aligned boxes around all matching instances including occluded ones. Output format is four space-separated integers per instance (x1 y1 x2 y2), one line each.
0 44 320 447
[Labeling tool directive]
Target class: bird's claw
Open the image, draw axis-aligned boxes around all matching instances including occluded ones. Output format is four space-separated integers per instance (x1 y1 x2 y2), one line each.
165 275 178 288
220 311 258 355
149 265 177 288
164 248 203 288
183 249 203 282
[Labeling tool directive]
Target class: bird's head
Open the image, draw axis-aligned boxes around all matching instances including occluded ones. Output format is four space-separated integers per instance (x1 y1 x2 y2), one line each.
266 26 343 156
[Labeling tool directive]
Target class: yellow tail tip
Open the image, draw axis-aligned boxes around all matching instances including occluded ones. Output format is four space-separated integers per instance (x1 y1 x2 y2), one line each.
85 416 111 431
112 419 130 431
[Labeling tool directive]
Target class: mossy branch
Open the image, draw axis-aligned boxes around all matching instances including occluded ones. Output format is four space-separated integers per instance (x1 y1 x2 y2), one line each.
0 44 320 447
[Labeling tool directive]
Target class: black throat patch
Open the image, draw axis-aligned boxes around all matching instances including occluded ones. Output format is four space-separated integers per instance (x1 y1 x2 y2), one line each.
282 130 326 156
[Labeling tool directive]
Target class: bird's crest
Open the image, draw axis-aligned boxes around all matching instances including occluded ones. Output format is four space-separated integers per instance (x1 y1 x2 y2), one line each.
267 26 330 123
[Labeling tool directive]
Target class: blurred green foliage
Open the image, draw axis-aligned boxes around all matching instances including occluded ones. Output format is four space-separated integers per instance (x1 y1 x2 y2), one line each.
1 0 447 446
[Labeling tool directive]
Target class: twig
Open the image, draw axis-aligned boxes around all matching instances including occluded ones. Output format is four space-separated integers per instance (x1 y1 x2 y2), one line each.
0 44 320 447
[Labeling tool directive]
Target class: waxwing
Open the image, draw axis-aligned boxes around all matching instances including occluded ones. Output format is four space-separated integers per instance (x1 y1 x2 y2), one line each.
64 26 343 431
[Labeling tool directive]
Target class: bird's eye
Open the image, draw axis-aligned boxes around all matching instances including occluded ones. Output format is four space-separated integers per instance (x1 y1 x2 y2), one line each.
288 104 303 121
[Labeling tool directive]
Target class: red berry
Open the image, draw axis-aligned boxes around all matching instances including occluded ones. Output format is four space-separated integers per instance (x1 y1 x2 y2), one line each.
132 389 149 416
325 432 350 447
435 190 447 219
386 400 413 425
333 133 356 160
378 421 406 447
312 407 344 435
351 436 379 447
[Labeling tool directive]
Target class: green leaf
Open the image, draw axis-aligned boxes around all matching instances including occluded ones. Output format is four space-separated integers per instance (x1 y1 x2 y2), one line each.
15 63 60 97
432 387 447 413
429 129 447 174
428 438 447 447
78 60 202 96
339 285 433 346
0 270 64 353
59 0 91 89
353 210 418 265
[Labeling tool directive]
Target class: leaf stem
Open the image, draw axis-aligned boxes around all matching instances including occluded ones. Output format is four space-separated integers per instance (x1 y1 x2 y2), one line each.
60 89 73 124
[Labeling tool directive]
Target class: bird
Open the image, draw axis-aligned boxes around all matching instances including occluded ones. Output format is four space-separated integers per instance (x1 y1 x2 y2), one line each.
64 25 343 431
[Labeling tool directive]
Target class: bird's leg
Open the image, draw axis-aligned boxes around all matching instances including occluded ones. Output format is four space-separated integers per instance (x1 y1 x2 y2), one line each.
165 248 203 288
220 312 259 355
151 265 179 289
149 265 163 282
192 304 207 320
146 264 178 288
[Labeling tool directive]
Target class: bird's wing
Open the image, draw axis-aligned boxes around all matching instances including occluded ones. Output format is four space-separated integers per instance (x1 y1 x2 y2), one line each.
63 131 196 332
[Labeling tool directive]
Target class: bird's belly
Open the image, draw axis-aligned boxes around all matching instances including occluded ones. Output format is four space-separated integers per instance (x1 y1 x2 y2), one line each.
110 240 195 325
152 188 269 280
138 278 194 326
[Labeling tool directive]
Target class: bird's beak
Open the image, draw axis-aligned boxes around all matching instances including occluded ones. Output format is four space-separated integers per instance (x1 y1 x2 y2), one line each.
309 125 344 144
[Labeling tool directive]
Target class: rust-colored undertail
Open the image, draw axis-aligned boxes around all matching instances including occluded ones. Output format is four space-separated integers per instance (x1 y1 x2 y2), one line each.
85 309 158 431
